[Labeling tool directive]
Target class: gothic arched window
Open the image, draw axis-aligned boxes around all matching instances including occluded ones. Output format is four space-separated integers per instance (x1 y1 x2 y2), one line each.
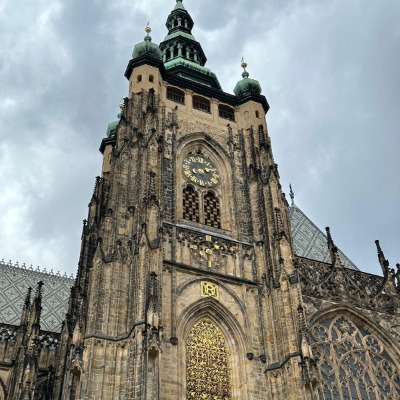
183 186 200 223
187 319 230 399
310 315 400 400
204 191 221 229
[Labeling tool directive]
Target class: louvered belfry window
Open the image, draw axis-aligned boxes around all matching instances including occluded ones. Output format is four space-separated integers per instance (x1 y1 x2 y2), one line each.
204 191 221 229
183 186 200 223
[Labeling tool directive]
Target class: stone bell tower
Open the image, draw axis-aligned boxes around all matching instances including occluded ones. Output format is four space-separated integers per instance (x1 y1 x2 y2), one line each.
52 1 313 399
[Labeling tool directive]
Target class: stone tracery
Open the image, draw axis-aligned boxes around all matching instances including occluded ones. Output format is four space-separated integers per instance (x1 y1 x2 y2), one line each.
310 315 400 400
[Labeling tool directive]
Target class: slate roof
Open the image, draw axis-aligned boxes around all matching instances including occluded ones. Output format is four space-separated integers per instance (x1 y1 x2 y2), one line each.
0 260 74 332
289 205 358 270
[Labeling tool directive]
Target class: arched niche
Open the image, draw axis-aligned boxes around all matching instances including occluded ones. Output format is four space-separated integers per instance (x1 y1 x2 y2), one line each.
176 298 249 399
176 135 234 234
308 308 400 400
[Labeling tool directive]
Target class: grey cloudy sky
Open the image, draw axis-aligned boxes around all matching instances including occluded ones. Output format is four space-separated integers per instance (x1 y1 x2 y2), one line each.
0 0 399 276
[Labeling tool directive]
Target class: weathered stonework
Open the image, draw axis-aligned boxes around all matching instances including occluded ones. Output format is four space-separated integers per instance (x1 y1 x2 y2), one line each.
0 2 399 400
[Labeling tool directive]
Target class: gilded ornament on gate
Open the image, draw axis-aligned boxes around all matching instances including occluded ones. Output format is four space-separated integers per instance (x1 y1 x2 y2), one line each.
187 319 231 399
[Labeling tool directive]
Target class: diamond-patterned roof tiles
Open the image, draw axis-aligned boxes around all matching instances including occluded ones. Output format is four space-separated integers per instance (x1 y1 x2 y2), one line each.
0 261 74 332
289 205 358 270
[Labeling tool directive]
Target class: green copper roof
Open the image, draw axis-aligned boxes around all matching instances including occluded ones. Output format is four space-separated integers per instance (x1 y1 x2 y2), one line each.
159 0 220 86
106 120 118 138
106 112 122 138
234 70 262 98
163 30 196 42
132 32 162 61
164 57 221 89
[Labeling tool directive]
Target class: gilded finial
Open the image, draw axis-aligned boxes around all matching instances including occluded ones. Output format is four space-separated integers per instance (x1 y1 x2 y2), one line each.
145 22 151 34
241 57 248 71
240 57 249 79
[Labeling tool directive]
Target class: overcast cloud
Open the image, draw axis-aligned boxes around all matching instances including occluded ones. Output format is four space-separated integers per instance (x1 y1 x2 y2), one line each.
0 0 399 276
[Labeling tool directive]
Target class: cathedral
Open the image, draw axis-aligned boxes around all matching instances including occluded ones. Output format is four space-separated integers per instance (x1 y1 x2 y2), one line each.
0 1 399 399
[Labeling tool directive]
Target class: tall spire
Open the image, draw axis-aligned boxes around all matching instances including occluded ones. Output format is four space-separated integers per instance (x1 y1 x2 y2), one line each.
160 0 206 66
159 0 221 89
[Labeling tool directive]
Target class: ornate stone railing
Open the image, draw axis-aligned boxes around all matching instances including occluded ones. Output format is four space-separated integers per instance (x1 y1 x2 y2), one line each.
0 323 60 349
0 323 18 342
295 257 400 314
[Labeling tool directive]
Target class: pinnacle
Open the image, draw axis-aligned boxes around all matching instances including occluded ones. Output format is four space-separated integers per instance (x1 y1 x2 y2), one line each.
175 0 185 10
289 184 296 207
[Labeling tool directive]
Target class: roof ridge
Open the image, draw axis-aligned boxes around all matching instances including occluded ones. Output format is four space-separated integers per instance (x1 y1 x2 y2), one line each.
0 259 75 280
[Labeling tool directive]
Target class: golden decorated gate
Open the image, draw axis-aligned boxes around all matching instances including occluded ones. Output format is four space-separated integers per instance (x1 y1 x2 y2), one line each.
186 319 231 400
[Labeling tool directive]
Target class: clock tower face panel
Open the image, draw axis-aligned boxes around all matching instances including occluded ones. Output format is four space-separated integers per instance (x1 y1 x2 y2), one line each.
182 155 220 187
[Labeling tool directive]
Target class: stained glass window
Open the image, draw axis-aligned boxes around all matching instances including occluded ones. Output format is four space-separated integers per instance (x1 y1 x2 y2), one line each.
187 319 230 400
310 315 400 400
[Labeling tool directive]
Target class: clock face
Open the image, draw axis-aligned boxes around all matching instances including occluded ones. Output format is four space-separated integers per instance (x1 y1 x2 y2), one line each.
182 156 220 187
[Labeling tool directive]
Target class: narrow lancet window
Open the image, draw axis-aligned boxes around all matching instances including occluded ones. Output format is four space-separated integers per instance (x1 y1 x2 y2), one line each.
183 186 200 223
204 191 221 229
